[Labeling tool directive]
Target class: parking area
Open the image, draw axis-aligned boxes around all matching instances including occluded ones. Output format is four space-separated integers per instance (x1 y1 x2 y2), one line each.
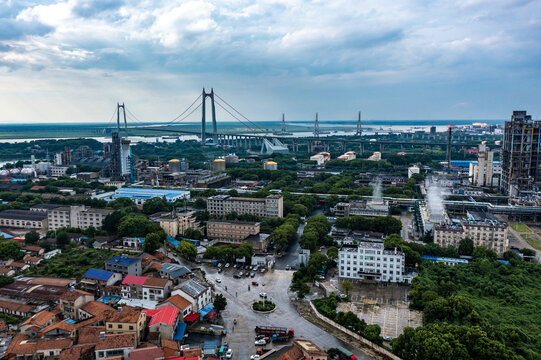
338 301 423 339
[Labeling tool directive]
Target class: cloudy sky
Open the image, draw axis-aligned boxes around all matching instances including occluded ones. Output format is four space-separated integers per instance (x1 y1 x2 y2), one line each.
0 0 540 124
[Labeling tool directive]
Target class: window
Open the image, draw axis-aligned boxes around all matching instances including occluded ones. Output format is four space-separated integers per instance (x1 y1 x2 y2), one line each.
108 324 112 329
118 324 122 329
129 325 134 330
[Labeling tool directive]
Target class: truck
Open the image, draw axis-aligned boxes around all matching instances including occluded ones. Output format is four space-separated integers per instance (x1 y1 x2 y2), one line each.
254 326 294 338
271 334 290 342
336 346 357 360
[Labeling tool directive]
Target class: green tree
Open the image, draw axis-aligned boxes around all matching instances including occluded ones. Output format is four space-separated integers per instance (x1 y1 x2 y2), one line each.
102 211 123 234
142 197 168 215
193 198 207 209
55 231 70 248
178 240 197 261
213 293 227 312
327 246 338 261
458 238 474 256
0 241 23 260
117 213 161 237
183 228 202 240
25 231 40 245
143 232 165 254
341 280 353 297
0 276 14 287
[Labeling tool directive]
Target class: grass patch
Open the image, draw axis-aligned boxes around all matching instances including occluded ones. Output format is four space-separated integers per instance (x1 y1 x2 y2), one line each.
521 234 541 250
252 300 276 312
25 247 129 279
512 223 531 233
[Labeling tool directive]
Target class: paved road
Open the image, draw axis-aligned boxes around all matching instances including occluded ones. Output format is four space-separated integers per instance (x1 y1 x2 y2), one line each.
275 208 324 270
206 265 374 360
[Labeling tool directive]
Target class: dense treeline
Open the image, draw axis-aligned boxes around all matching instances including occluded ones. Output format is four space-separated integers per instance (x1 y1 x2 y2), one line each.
392 258 541 359
300 215 332 251
334 215 402 235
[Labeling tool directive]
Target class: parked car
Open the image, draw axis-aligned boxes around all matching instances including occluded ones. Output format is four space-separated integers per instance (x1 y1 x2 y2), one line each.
285 265 291 270
218 268 223 273
250 355 260 360
245 271 250 277
225 263 230 268
252 281 259 286
384 336 393 341
225 349 233 358
251 272 256 278
233 264 238 268
259 292 267 299
234 273 241 279
239 271 244 276
255 334 265 340
260 268 266 273
215 278 221 283
255 339 267 345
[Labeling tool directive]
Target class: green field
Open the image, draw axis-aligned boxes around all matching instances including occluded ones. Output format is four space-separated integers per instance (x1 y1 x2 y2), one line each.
512 223 531 233
521 233 541 250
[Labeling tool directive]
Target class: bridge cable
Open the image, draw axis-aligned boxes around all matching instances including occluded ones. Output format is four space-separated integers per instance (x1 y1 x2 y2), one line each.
214 99 259 134
214 93 266 133
163 94 202 125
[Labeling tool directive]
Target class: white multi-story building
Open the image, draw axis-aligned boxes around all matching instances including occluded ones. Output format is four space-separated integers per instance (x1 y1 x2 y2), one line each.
338 241 405 283
45 205 113 230
207 194 283 218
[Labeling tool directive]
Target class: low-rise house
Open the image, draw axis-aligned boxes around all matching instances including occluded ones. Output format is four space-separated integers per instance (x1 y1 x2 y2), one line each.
59 343 95 360
23 245 44 256
142 305 179 340
292 339 328 360
105 255 142 276
159 263 191 283
0 300 35 317
6 260 29 272
129 346 165 360
5 334 72 359
95 333 136 360
0 267 15 276
157 295 193 320
43 249 62 259
172 279 212 312
161 339 180 357
20 310 56 335
59 289 94 320
23 254 43 266
122 237 144 250
78 301 115 321
80 268 122 296
105 306 146 345
142 277 171 302
121 276 147 299
121 276 171 302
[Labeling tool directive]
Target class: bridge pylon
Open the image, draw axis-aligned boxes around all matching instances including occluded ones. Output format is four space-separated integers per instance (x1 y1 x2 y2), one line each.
201 88 218 144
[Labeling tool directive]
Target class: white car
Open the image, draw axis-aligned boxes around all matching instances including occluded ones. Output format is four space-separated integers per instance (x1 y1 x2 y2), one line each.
225 349 233 358
254 339 266 345
250 355 260 360
215 278 221 283
259 292 267 299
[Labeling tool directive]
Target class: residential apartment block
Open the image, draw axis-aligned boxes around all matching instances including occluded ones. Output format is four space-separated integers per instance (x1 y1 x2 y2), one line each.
207 194 283 218
158 210 201 238
338 242 405 283
172 279 212 311
434 211 509 256
207 220 260 241
44 205 113 230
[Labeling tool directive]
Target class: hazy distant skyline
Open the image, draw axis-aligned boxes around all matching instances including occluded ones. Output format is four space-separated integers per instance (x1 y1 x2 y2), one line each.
1 0 540 124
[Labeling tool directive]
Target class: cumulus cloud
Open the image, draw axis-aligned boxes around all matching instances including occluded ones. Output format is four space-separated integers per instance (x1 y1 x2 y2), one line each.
0 0 540 122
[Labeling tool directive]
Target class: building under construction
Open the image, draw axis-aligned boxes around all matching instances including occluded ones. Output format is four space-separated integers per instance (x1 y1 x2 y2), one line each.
501 111 541 196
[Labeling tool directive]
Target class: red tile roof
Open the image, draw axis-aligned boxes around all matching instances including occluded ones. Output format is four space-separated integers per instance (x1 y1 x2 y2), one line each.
59 289 92 302
80 301 115 317
129 346 164 360
0 300 34 313
122 275 148 286
158 294 192 311
143 276 169 288
142 305 179 327
21 310 55 327
95 333 136 350
184 312 200 322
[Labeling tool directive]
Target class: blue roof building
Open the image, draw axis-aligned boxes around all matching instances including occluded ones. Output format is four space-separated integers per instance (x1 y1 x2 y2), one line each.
421 255 469 265
111 187 190 205
105 254 142 276
82 268 115 281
